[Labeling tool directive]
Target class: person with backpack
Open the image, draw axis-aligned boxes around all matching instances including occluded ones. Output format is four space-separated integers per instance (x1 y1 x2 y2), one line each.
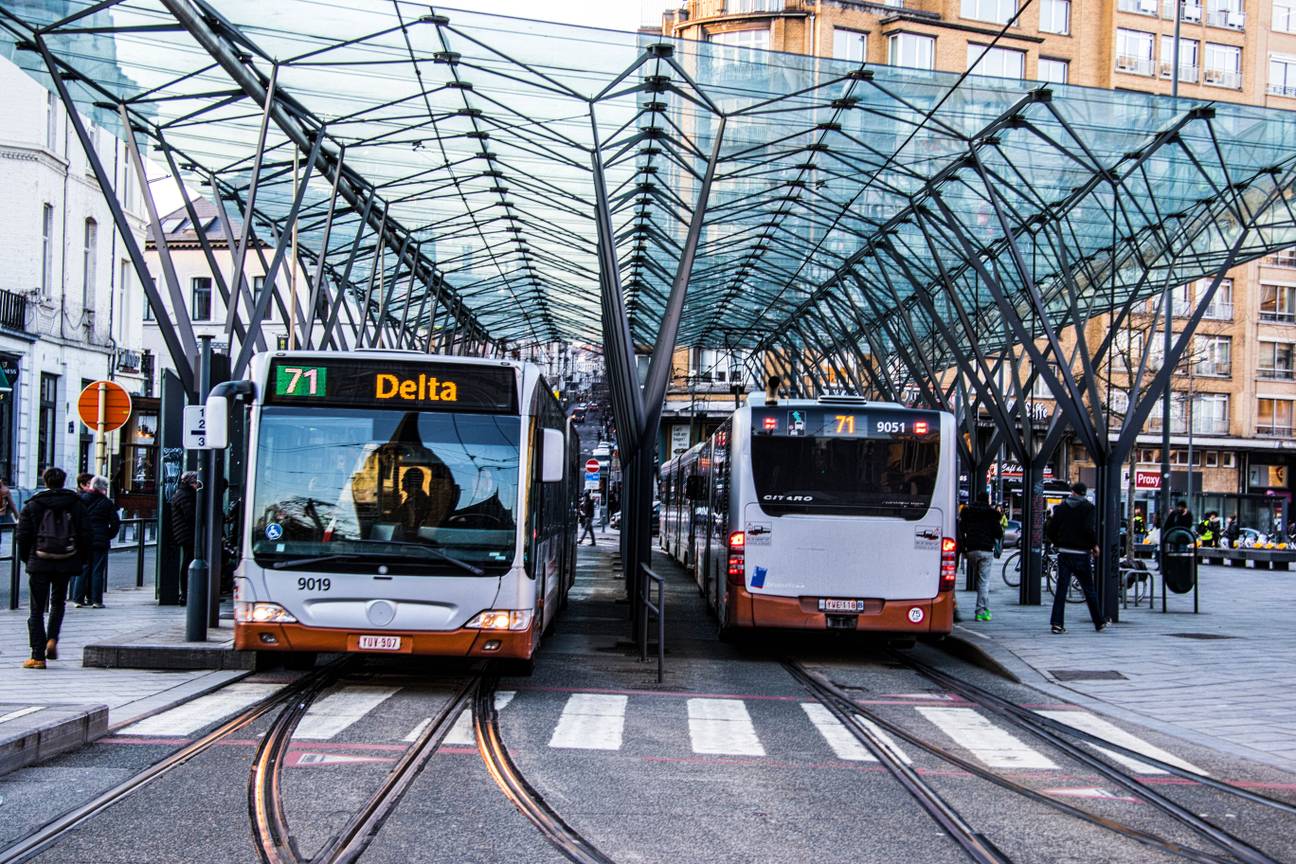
73 475 120 608
958 493 1003 622
15 467 91 668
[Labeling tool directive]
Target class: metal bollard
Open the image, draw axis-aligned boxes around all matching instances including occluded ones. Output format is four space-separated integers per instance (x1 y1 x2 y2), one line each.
136 518 146 588
8 526 18 611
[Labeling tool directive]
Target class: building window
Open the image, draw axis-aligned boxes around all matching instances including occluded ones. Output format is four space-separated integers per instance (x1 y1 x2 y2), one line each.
40 203 54 296
45 90 58 150
1201 277 1232 319
1261 282 1296 322
728 0 782 11
1160 36 1200 82
1194 394 1229 434
1222 451 1236 467
1257 397 1295 436
1118 0 1160 15
961 0 1016 24
1171 282 1192 316
1270 55 1296 97
254 275 271 322
82 219 97 311
709 27 771 51
37 373 58 476
1194 335 1231 377
1039 57 1069 83
1258 342 1296 379
832 27 868 62
1041 0 1071 33
888 33 935 69
191 276 212 322
1207 0 1246 28
1204 42 1242 87
967 44 1026 78
1276 2 1296 32
1116 29 1156 75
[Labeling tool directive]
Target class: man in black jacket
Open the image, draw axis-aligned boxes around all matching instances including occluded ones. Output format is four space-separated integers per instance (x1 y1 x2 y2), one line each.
1044 481 1106 634
16 467 91 668
1164 500 1194 533
958 493 1003 622
170 472 199 601
74 475 121 608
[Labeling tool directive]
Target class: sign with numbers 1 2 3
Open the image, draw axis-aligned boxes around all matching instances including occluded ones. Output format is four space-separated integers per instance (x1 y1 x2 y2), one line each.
274 365 327 398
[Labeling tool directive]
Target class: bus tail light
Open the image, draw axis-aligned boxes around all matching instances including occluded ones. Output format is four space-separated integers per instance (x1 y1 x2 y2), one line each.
727 530 745 584
939 537 957 592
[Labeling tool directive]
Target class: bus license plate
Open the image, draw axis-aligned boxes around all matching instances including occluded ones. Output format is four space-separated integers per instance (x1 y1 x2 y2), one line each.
357 635 402 652
819 599 865 613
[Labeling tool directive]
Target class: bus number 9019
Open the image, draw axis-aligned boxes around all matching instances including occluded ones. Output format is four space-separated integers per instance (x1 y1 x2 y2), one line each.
297 577 332 592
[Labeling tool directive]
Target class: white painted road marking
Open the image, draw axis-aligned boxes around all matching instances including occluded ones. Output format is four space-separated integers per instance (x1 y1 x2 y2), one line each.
118 683 283 737
549 694 628 750
0 706 43 725
1036 710 1207 775
801 703 874 761
687 698 765 756
435 691 516 746
853 716 913 766
293 686 400 740
917 706 1058 769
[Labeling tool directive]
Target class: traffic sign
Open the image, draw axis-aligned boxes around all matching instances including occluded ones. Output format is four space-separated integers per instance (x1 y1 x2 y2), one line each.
77 380 132 433
585 458 600 474
584 472 600 490
183 406 207 449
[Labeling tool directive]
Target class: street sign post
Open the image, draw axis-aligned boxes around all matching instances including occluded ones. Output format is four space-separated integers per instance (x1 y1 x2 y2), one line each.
77 379 132 475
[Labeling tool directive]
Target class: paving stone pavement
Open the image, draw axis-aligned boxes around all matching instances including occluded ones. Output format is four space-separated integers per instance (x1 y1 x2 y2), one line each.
954 560 1296 773
0 546 244 729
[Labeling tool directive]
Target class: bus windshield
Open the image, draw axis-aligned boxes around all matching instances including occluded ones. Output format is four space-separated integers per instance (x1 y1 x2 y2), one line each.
749 408 940 519
250 406 520 574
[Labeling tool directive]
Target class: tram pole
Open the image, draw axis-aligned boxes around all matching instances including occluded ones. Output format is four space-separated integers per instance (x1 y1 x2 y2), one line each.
186 336 212 642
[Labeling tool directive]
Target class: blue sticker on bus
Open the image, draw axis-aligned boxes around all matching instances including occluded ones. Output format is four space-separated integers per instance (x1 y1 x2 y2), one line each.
751 566 767 589
265 522 283 541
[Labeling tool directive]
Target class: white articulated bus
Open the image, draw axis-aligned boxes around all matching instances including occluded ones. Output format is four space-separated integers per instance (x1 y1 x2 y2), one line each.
208 350 579 671
660 394 957 638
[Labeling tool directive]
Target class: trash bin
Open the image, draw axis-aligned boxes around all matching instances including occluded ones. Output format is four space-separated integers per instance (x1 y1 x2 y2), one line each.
1161 526 1197 595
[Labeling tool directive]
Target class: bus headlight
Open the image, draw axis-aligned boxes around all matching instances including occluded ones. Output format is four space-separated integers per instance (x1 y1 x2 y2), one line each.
234 601 298 624
466 610 533 631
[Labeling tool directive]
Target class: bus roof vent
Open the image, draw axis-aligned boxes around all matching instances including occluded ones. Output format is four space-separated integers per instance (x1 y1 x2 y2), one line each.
816 394 869 405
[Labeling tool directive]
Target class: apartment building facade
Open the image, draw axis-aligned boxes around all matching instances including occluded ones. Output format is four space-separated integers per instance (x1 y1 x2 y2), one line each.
657 0 1296 516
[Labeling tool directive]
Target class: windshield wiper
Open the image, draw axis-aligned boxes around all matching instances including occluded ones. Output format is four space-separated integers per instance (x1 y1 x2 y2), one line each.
305 539 486 576
271 553 368 570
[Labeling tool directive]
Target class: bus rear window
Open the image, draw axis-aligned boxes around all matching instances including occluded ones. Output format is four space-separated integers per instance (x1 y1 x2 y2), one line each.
750 412 940 518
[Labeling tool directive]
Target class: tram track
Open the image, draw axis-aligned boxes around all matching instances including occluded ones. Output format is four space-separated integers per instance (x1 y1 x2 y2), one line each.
0 660 350 864
783 659 1248 864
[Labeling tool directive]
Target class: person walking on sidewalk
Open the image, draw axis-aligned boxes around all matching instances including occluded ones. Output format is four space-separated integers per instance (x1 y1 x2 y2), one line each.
74 475 120 608
170 471 200 601
578 491 596 546
1044 481 1106 635
958 493 1003 622
15 467 90 668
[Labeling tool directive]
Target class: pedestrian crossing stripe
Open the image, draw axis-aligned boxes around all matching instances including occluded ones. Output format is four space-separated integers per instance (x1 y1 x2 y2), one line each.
1035 710 1207 776
0 706 43 725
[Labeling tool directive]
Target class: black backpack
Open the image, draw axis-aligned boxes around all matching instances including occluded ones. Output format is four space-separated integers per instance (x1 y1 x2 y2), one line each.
35 506 77 560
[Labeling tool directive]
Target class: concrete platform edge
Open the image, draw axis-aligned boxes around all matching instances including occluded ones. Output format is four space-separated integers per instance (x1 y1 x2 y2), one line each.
82 641 255 671
931 625 1296 778
0 704 108 777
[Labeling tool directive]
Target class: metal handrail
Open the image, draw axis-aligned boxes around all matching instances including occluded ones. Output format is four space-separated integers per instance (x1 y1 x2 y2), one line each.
638 562 665 683
3 516 157 610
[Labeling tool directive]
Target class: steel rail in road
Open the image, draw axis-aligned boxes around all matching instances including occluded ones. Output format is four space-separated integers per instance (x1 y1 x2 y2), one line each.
0 661 350 864
473 676 619 864
784 660 1240 864
783 661 1014 864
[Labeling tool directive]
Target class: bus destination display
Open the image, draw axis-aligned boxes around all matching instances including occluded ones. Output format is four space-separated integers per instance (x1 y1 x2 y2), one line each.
266 358 518 413
755 407 936 438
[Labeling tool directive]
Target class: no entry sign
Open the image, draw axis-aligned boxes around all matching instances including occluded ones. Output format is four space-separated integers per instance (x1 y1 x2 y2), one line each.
585 459 600 475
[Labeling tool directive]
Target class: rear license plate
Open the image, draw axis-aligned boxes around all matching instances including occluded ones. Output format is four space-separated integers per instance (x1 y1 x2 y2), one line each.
357 635 402 651
819 598 865 613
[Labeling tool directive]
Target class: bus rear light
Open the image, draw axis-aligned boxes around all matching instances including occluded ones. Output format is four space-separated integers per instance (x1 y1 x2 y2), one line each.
939 537 957 592
729 531 745 549
762 416 778 432
914 420 929 435
727 531 745 583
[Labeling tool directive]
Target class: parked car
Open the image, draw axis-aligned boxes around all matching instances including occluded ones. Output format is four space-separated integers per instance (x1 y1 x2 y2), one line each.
1003 519 1021 549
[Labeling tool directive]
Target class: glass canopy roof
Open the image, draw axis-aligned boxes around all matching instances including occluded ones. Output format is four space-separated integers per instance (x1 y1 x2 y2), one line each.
4 0 1296 360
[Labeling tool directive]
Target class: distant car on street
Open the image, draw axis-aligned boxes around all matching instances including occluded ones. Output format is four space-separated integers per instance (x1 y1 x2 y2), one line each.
1003 519 1021 549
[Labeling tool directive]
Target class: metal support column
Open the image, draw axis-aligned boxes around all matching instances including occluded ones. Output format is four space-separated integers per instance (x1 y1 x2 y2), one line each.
187 336 212 642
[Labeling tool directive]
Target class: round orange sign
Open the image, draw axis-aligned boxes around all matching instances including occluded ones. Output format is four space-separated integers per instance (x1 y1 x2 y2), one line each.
77 380 133 434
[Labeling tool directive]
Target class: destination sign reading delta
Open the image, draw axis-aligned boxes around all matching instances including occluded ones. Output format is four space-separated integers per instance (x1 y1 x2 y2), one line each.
266 358 518 413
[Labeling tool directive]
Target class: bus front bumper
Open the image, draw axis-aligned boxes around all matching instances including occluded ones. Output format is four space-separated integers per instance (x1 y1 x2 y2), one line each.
235 621 538 659
730 587 955 635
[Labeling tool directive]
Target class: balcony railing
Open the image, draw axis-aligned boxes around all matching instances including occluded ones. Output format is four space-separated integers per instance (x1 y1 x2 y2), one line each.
1258 367 1296 380
0 289 27 331
1257 423 1295 437
1162 0 1204 19
1204 68 1243 88
1116 54 1155 75
1269 83 1296 98
1120 0 1160 13
1195 418 1230 435
1202 302 1232 319
1206 7 1245 27
1195 362 1232 377
1261 308 1296 323
1160 62 1200 83
1270 250 1296 268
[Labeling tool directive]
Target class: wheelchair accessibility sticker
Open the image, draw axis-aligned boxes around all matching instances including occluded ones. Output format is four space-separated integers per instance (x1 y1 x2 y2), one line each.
265 522 284 541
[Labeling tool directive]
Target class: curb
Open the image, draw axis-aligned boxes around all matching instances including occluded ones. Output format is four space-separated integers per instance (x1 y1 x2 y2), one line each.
932 632 1021 683
0 704 108 777
83 641 255 671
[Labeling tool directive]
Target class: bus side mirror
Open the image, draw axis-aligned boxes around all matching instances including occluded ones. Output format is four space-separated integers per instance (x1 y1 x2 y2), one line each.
542 428 565 483
685 474 705 501
204 394 229 449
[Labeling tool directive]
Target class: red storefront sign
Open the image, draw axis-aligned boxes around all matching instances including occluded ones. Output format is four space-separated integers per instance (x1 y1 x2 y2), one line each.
1134 470 1162 491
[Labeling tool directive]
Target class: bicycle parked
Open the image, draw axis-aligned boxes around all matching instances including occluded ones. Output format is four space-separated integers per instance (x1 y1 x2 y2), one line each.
999 547 1085 603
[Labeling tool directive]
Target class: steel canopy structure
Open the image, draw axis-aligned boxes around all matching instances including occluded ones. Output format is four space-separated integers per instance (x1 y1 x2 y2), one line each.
7 0 1296 622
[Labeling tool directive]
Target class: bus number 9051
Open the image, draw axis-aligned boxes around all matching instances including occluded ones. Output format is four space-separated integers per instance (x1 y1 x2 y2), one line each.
297 577 332 592
875 420 906 434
